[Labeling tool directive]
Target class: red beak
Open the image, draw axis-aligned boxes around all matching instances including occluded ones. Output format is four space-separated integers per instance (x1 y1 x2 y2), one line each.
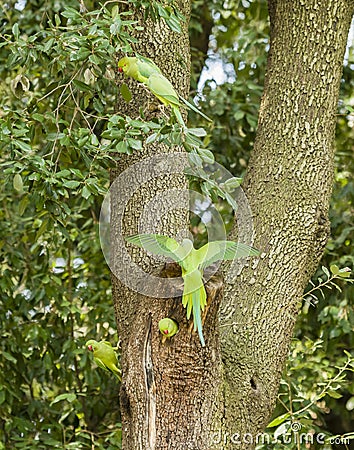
118 67 123 73
163 330 169 335
88 345 93 351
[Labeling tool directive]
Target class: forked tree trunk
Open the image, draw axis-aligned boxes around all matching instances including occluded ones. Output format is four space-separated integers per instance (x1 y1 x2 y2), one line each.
111 1 354 449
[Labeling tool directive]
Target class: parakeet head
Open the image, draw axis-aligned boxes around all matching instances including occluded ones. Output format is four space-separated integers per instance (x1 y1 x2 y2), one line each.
117 56 137 77
117 57 126 73
158 318 178 338
86 339 97 352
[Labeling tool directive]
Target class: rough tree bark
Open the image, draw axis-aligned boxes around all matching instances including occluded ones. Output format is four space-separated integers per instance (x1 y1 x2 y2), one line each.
218 1 354 448
111 1 354 449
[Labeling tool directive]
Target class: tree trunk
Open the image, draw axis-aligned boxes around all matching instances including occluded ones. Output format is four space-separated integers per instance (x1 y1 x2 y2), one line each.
218 1 354 448
111 1 223 448
111 0 354 449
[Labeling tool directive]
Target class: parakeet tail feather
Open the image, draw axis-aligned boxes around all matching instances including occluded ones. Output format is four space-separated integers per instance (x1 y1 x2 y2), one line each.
182 272 206 346
192 291 205 347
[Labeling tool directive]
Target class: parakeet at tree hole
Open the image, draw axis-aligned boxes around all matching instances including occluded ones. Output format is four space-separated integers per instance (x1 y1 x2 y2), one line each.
159 318 179 339
125 234 259 347
118 55 211 126
86 339 121 380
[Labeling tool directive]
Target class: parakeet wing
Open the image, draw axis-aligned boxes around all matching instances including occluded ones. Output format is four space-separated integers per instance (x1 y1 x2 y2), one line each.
94 355 110 372
136 55 162 78
147 73 181 108
198 241 259 269
101 341 113 348
125 234 182 262
96 342 121 378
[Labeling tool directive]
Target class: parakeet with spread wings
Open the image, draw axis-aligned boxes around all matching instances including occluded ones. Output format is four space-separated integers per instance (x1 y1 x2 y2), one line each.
125 234 259 347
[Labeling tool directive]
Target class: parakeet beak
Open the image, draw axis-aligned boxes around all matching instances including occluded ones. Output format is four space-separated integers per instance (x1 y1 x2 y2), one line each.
118 67 123 73
163 329 169 335
88 345 93 351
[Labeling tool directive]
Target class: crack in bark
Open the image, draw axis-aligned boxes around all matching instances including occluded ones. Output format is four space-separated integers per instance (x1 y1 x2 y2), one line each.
144 314 156 449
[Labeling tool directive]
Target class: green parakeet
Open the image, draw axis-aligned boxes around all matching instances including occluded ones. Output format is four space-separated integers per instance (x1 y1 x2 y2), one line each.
86 339 121 380
159 318 179 339
125 234 259 347
118 55 161 83
118 55 211 126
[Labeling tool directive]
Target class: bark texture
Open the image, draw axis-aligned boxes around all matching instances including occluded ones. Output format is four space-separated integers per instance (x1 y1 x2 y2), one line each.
111 2 224 449
111 0 354 449
218 1 354 448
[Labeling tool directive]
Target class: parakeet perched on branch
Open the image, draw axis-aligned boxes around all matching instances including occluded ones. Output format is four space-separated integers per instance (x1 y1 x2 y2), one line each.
125 234 259 347
86 340 121 380
118 55 161 82
118 55 211 126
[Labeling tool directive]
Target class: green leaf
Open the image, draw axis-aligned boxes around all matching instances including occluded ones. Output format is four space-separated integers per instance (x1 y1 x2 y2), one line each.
327 390 343 399
166 16 182 33
120 83 132 102
156 4 169 19
233 110 245 121
82 185 91 199
188 151 203 167
197 148 214 164
32 113 44 122
47 132 66 141
184 132 202 148
146 133 158 144
61 7 81 19
13 174 24 192
18 196 29 216
127 138 142 151
2 352 17 364
50 393 77 405
88 54 102 66
110 18 122 35
14 140 32 152
322 266 330 279
346 396 354 411
56 169 71 178
0 390 5 406
12 23 19 39
267 413 290 428
116 140 129 153
111 5 120 18
63 180 80 189
330 264 340 275
70 49 91 62
224 192 238 211
338 268 351 278
224 177 242 190
187 127 207 137
73 80 92 92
